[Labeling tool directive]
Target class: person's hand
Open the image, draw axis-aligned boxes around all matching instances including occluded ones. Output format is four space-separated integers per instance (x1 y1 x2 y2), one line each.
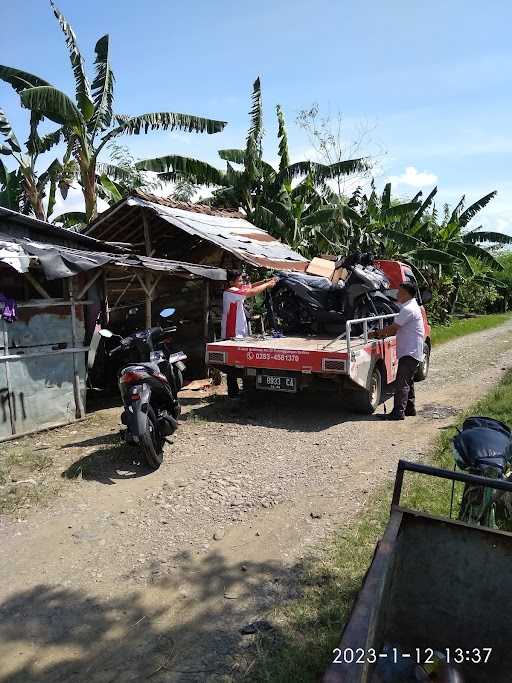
268 277 278 288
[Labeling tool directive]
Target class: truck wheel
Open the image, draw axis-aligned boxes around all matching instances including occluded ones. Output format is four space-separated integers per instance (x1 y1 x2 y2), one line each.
350 366 383 415
415 343 430 381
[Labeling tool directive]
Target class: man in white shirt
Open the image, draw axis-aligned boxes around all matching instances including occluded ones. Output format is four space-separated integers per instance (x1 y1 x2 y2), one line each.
222 269 277 397
372 282 425 420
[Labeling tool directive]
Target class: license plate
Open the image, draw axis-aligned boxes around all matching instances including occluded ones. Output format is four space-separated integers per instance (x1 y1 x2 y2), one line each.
256 374 297 393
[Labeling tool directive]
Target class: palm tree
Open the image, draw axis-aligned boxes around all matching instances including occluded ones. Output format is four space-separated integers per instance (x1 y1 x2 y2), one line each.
0 2 226 222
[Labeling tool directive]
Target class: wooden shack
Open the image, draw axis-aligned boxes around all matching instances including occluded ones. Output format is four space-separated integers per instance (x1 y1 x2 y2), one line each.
86 191 308 365
0 207 224 440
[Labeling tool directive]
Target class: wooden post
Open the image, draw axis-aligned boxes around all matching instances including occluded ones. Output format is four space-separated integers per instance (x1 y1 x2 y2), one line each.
2 319 16 435
203 279 210 374
142 210 153 327
145 273 152 328
69 279 86 419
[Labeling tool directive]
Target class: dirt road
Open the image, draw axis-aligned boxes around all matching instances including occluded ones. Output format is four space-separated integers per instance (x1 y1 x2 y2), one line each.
1 321 511 682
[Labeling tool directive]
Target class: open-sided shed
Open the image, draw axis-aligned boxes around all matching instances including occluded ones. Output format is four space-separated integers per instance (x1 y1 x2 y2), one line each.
0 208 224 440
86 191 308 344
86 191 308 271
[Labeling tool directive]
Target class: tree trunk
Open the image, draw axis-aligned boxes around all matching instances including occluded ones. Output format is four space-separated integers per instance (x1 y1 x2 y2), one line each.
81 162 97 223
23 173 46 222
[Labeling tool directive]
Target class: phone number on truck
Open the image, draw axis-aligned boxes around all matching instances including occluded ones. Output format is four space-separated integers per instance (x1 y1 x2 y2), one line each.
245 351 300 363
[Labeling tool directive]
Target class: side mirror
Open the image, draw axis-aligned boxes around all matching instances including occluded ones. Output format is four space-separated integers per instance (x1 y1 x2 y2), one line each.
99 329 113 338
420 289 433 304
160 308 175 318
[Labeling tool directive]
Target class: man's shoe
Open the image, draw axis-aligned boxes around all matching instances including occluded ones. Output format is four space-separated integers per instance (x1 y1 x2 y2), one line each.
377 412 405 421
405 407 417 417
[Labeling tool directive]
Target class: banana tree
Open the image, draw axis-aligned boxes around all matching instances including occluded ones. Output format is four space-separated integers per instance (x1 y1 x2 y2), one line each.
137 79 367 229
0 2 226 222
0 106 71 220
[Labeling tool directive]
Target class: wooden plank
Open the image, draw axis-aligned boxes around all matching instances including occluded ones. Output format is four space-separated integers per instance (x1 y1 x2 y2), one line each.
202 279 210 374
68 279 86 419
142 209 152 257
141 211 154 328
2 320 16 435
24 272 52 299
17 300 95 309
76 268 103 300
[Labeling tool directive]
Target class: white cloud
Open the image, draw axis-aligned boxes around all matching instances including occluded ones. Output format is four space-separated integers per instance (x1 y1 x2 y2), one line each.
387 166 437 188
48 185 109 221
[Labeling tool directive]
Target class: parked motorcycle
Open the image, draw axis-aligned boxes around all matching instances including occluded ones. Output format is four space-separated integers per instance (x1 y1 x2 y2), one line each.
452 416 512 527
270 252 398 335
99 308 187 470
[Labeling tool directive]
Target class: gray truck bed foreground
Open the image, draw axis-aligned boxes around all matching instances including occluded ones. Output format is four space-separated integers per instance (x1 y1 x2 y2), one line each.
324 461 512 683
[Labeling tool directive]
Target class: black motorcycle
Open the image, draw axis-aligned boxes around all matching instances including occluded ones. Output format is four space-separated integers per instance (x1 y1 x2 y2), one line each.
270 252 398 335
99 308 186 470
452 416 512 527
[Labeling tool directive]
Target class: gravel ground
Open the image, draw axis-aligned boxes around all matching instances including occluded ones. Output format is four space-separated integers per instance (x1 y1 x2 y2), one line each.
0 320 511 682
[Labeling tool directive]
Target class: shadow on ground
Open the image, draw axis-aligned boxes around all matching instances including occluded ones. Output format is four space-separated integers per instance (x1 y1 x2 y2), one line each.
185 390 380 433
61 438 151 485
0 546 356 682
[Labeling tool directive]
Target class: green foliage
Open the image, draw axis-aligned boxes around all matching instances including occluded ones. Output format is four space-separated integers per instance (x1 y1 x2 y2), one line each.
239 368 512 682
1 3 227 221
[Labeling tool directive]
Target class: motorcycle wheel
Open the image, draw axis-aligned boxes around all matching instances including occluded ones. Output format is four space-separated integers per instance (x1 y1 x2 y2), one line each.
353 297 397 334
140 406 165 470
272 287 310 334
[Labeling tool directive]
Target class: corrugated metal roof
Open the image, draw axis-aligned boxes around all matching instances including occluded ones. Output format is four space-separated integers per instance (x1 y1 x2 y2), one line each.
0 232 226 281
87 192 308 271
0 206 118 251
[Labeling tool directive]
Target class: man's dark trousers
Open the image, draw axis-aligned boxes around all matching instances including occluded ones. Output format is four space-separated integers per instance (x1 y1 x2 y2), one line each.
392 355 419 416
227 367 240 396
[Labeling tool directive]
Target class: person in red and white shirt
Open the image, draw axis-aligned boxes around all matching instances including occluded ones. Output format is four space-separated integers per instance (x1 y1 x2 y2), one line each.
222 269 277 397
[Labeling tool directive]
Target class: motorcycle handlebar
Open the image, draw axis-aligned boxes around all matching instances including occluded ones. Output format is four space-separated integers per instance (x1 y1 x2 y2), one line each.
109 344 124 356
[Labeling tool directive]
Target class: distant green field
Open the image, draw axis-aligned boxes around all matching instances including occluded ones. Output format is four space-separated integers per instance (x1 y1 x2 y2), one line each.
431 313 511 346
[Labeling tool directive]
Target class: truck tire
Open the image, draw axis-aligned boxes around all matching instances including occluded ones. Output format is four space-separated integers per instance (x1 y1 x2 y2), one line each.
350 366 383 415
415 343 430 382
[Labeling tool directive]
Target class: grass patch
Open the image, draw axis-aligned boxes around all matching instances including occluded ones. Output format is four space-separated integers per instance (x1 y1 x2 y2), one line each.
0 443 56 514
431 312 511 347
236 371 512 682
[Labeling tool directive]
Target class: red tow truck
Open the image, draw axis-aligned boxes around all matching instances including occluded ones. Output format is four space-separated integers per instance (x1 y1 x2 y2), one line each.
206 260 431 414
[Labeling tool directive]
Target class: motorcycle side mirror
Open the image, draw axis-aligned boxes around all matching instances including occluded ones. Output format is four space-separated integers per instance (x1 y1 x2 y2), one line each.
420 289 433 304
99 329 114 338
160 308 175 318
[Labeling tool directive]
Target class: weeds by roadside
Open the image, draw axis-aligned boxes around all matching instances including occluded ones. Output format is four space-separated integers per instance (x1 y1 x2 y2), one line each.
236 370 512 682
0 444 56 514
431 313 511 347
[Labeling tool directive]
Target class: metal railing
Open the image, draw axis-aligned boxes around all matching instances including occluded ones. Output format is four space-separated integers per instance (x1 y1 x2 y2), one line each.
392 459 512 509
322 312 395 354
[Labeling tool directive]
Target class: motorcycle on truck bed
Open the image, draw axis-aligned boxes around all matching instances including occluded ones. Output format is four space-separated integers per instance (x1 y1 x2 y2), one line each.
206 260 432 415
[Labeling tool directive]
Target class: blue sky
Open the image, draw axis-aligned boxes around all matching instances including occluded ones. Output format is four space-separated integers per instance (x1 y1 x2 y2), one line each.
1 0 511 230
